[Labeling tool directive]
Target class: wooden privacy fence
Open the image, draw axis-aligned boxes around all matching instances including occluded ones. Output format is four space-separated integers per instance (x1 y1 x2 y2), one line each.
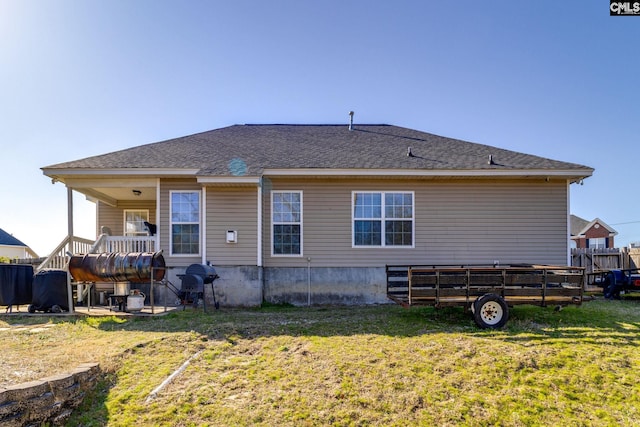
571 247 640 277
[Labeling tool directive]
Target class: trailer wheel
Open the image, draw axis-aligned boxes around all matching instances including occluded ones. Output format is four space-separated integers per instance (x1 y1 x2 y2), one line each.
473 294 509 329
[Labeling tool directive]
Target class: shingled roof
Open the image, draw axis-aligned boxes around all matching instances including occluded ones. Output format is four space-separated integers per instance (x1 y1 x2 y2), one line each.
42 124 593 179
0 228 28 247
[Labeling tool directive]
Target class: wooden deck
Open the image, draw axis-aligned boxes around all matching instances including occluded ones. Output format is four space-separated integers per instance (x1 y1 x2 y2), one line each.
2 304 182 317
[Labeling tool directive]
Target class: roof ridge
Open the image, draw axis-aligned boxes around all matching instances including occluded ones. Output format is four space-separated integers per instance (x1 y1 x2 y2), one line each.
242 123 391 127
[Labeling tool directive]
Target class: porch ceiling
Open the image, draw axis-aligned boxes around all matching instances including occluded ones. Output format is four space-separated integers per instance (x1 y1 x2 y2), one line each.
77 187 156 206
63 178 158 206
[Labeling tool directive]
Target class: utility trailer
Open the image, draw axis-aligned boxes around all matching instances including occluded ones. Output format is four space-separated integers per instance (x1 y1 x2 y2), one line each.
386 264 585 328
589 268 640 299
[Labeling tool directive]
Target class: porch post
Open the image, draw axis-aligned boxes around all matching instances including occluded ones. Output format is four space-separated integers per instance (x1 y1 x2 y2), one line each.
67 186 74 251
566 181 571 267
155 178 160 252
66 186 75 314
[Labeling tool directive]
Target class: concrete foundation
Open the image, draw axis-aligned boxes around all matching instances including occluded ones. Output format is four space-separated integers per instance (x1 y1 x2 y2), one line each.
206 266 263 307
264 267 388 306
100 266 390 308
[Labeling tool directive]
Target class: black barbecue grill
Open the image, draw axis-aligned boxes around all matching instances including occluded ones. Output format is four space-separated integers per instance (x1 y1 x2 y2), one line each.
178 263 219 310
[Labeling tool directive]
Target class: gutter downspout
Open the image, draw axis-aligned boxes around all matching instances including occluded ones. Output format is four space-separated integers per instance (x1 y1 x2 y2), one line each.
258 179 263 302
202 187 207 265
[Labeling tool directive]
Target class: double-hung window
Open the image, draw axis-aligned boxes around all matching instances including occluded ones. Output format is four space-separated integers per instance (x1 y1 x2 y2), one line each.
353 191 414 247
272 191 302 256
170 191 200 255
587 237 606 249
123 210 149 236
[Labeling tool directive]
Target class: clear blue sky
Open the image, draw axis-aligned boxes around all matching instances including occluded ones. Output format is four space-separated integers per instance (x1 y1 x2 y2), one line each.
1 1 638 256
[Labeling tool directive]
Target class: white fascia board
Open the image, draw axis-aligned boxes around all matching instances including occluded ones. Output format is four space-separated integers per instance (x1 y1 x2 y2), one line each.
63 177 159 188
42 168 200 178
197 176 261 185
263 168 594 179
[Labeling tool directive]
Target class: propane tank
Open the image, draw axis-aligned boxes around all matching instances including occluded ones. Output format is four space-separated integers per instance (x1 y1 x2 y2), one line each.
127 290 145 312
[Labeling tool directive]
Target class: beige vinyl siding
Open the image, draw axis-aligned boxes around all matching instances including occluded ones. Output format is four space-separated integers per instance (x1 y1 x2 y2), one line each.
263 178 569 268
159 179 202 267
96 201 156 237
421 181 567 265
205 187 258 265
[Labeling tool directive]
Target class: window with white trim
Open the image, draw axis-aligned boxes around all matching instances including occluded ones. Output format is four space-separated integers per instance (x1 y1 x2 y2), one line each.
272 191 302 256
170 191 200 255
123 210 149 236
353 191 414 247
587 237 606 249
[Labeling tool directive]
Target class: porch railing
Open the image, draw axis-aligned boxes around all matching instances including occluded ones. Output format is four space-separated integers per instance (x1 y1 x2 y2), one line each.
93 235 158 253
36 235 159 273
36 236 95 272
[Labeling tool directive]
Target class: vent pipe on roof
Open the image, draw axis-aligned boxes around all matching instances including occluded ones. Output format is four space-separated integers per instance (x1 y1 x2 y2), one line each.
348 111 354 131
488 154 496 165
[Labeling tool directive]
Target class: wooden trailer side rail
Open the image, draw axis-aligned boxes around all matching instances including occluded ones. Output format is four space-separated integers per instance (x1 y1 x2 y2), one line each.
386 265 585 309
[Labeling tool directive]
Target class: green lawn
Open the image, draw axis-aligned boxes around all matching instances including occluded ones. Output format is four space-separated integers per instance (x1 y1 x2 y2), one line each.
3 298 640 426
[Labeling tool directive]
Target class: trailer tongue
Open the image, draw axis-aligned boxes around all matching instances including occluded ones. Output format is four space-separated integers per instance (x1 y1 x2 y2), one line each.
386 264 585 328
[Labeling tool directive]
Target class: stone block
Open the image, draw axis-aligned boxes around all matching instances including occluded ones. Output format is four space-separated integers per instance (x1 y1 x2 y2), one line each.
65 390 86 409
52 408 73 426
26 399 61 423
44 373 75 393
54 383 82 404
71 363 99 388
0 362 101 426
0 387 9 405
0 410 24 427
0 400 21 418
22 390 54 414
4 380 48 401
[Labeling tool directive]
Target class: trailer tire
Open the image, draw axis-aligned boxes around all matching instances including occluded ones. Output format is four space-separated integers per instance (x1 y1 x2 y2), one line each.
473 294 509 329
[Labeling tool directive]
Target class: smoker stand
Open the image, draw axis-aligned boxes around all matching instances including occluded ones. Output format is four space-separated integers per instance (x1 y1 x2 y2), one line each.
108 294 128 312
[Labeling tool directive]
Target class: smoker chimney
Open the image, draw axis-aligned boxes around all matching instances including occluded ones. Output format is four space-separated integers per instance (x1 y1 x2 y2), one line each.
348 111 354 131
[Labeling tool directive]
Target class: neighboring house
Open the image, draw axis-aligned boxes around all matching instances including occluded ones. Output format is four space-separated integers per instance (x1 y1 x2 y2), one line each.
570 215 617 249
41 123 594 306
0 228 37 260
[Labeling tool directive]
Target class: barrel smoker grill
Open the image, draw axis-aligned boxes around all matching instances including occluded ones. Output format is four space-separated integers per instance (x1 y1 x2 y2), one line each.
68 252 166 311
178 263 219 310
69 252 166 283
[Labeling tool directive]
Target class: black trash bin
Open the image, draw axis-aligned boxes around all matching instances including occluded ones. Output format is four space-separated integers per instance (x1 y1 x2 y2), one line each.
29 270 70 313
0 264 33 308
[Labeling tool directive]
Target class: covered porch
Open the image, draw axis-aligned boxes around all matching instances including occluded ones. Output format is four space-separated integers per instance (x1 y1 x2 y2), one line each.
36 178 165 314
39 171 264 310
